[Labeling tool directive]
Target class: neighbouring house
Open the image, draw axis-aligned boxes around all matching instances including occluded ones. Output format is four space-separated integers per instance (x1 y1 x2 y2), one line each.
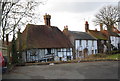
114 27 120 50
63 25 97 59
17 14 73 62
101 26 120 50
85 21 120 53
85 21 108 54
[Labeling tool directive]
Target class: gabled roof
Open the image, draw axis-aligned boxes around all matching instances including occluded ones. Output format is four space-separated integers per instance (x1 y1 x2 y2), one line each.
101 30 120 37
68 31 96 40
19 24 73 50
88 30 107 40
112 27 120 34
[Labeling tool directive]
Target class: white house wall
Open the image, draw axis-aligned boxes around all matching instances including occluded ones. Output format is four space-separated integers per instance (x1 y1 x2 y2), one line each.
75 39 97 58
22 48 73 62
94 41 97 53
110 36 120 49
88 40 92 55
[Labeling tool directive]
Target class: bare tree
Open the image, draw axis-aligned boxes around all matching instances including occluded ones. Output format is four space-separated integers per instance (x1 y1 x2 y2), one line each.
0 0 46 44
93 5 119 54
0 0 18 43
0 0 47 64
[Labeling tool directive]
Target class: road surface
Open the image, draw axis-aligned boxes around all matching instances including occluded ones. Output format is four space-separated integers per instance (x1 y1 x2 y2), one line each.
2 61 119 79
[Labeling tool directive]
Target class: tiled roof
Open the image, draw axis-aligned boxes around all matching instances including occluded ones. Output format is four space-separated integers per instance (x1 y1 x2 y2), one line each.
113 27 120 34
68 31 96 40
88 30 107 40
101 30 120 37
88 29 120 40
19 24 73 50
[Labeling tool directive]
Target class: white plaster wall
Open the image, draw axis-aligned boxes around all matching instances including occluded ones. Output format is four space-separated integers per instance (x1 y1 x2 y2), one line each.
93 40 97 54
58 52 62 57
75 40 79 50
110 36 120 49
40 49 45 58
82 40 86 49
88 40 92 55
22 51 26 62
22 48 73 62
75 39 97 58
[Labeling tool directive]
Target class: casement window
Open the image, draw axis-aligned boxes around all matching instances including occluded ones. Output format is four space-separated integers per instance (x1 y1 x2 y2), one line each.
79 40 81 46
47 48 51 54
57 49 61 52
66 48 71 52
86 40 88 47
92 50 94 54
30 49 37 56
95 49 97 54
92 40 94 47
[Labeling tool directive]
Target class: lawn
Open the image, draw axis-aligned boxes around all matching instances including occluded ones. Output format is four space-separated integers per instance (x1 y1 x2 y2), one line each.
82 53 120 61
106 54 120 60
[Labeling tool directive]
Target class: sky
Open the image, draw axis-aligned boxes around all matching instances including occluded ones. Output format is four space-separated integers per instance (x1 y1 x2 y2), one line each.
0 0 119 41
33 0 119 32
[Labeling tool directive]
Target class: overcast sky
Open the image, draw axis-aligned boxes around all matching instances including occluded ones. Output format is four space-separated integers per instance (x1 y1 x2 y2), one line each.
34 0 119 32
1 0 119 41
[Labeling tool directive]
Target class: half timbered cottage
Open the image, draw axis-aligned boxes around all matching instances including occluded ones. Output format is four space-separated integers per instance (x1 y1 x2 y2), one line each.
17 14 73 62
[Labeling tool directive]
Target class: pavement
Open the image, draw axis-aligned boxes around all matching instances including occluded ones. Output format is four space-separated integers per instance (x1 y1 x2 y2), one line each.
2 61 120 79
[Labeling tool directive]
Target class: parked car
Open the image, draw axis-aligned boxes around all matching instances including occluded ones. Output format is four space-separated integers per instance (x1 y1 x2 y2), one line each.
0 52 7 73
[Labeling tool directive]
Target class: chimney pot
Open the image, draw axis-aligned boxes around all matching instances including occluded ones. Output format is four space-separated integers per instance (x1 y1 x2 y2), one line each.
44 13 51 26
64 25 68 30
100 23 103 31
85 21 89 32
85 21 88 24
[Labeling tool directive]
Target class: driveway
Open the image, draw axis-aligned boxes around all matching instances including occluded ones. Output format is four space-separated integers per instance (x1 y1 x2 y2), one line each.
2 61 119 79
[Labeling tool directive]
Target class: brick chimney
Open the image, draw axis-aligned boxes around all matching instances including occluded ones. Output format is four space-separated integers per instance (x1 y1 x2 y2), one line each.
44 13 51 26
111 25 115 32
64 25 68 31
63 25 69 36
100 23 103 31
85 21 89 32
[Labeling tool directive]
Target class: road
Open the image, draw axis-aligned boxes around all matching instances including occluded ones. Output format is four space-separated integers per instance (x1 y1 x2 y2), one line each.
2 61 119 79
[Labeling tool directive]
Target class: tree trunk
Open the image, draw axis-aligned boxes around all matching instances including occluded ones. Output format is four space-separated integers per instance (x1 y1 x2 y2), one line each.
2 28 5 44
18 29 22 63
12 30 18 64
107 36 111 54
107 25 112 54
12 36 17 64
